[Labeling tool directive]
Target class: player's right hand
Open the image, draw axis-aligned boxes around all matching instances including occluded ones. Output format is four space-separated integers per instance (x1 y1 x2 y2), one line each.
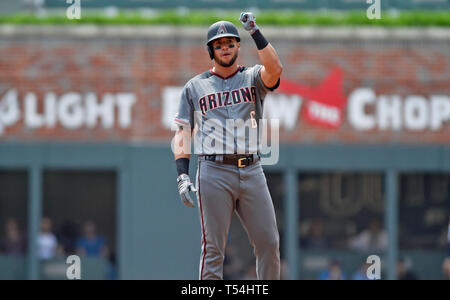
177 174 197 208
240 12 259 34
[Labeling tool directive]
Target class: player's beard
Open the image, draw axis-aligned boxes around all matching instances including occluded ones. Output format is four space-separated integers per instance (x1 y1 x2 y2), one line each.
215 52 238 68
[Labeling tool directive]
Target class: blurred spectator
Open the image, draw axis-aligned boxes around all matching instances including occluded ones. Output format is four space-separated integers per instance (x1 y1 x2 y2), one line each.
76 220 108 257
301 218 329 249
0 218 26 256
446 217 450 255
223 244 244 280
57 220 79 255
107 252 118 280
351 262 370 280
443 219 450 280
349 218 387 252
443 258 450 280
397 257 418 280
318 259 347 280
37 217 58 260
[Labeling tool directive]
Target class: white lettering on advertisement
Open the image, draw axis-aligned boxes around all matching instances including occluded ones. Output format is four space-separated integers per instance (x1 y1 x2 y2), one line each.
0 90 136 135
349 88 450 131
162 86 449 133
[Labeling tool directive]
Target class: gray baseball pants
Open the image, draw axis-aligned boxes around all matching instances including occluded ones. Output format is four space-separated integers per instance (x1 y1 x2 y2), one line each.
195 157 280 280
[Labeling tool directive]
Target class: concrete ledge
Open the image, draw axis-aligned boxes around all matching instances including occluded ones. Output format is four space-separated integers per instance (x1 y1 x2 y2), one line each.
0 25 449 41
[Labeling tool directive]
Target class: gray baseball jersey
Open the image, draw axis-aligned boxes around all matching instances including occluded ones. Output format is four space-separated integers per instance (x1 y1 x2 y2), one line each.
174 64 278 155
175 64 281 280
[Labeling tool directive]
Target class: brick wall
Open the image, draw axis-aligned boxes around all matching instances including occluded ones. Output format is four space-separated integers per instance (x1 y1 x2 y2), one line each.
0 26 448 144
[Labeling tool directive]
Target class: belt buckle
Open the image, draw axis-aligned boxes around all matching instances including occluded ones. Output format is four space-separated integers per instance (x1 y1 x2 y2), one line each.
238 157 247 168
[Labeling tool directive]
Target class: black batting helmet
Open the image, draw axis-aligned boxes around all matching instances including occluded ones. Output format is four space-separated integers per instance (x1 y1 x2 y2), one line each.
206 21 240 60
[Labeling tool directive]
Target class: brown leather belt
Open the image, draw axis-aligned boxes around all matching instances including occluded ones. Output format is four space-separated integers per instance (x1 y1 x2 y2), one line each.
202 153 260 168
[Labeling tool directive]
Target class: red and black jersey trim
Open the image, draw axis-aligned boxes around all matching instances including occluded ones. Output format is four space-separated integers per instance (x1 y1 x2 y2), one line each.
209 65 244 80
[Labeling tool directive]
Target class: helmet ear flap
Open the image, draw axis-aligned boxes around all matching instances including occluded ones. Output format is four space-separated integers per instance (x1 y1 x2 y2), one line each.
207 44 214 60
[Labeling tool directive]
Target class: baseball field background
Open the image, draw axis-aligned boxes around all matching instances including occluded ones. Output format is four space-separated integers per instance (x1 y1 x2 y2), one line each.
0 0 449 280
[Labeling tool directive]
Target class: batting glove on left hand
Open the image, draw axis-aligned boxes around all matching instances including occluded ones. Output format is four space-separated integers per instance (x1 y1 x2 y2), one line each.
240 12 259 35
177 174 197 208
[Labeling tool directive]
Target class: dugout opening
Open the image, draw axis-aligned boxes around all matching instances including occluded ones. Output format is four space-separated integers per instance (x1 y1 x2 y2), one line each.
40 170 117 280
0 170 28 280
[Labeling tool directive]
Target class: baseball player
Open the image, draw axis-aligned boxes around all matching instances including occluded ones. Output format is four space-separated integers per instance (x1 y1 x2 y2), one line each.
173 12 283 280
